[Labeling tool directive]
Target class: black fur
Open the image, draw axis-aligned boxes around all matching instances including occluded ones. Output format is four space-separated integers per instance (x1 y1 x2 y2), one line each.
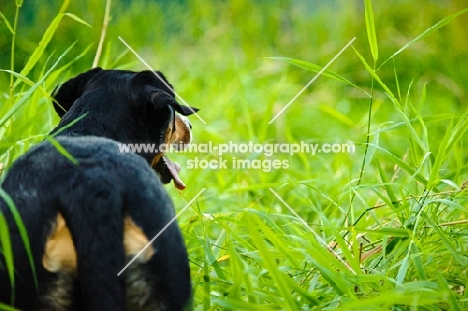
0 68 197 310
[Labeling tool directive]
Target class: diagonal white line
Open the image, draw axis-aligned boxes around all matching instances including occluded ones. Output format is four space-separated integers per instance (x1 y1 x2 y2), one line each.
118 36 207 124
268 37 356 124
117 188 206 276
268 188 356 274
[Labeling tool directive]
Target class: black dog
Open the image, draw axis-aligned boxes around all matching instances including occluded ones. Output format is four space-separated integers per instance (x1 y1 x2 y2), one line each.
0 68 198 310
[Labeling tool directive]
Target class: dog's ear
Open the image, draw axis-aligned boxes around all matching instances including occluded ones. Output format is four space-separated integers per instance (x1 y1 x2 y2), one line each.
52 67 103 117
146 87 199 116
133 70 199 116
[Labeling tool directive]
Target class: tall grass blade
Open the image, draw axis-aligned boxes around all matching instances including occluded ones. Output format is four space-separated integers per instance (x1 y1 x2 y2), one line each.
0 70 37 88
0 44 75 129
364 130 379 166
446 107 468 152
352 45 397 103
364 0 378 62
409 243 426 281
354 227 410 237
375 158 399 208
392 99 427 152
395 251 410 284
0 188 37 289
416 83 427 114
202 250 210 311
16 13 90 87
0 11 15 34
370 144 436 190
427 120 453 190
269 57 370 96
393 60 401 101
58 0 71 14
379 8 468 68
0 212 14 303
370 114 454 135
45 43 94 89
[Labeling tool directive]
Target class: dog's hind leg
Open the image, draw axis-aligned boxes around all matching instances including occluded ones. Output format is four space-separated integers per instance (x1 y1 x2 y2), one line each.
120 169 192 311
52 170 127 311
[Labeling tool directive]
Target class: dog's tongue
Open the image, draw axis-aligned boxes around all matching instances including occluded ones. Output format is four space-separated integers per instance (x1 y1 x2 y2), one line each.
163 155 186 190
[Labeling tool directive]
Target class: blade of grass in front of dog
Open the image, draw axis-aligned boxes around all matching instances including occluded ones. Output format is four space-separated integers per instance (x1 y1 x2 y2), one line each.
379 8 468 69
48 113 88 137
0 211 14 303
0 188 38 290
364 0 378 62
0 43 75 129
15 13 90 87
45 137 79 165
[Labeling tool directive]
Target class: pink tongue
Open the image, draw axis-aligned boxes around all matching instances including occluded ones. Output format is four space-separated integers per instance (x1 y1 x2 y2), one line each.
163 156 186 190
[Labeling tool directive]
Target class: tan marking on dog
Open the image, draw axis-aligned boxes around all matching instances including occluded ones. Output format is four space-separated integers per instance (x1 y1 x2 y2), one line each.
173 114 192 150
123 216 155 262
151 114 193 168
43 213 76 273
43 214 154 273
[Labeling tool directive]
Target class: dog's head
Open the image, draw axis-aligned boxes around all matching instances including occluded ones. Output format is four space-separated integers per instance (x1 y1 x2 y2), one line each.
51 68 199 190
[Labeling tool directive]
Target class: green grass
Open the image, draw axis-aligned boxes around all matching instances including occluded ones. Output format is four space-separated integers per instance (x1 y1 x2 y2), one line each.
1 0 468 310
